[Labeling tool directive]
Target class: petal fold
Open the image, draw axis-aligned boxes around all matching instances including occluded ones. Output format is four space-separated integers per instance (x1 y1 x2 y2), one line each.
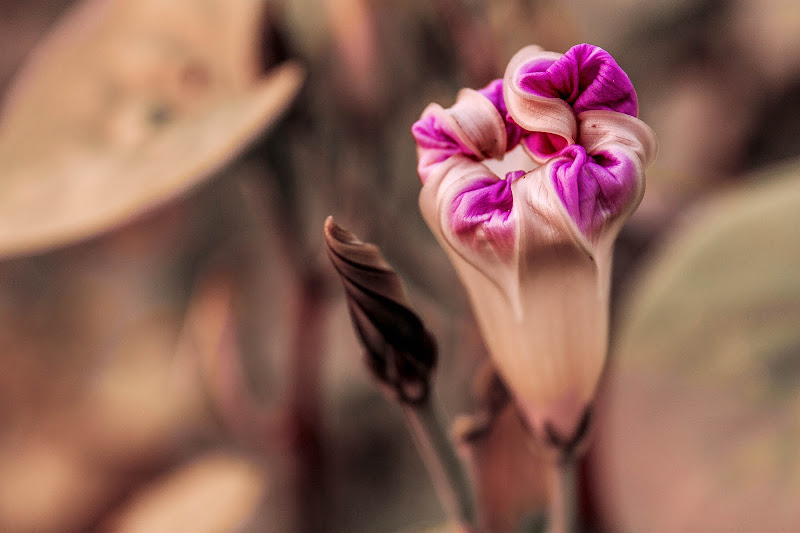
545 144 641 239
503 44 640 163
449 170 526 261
515 43 638 116
412 89 509 184
420 156 609 442
503 46 576 162
476 79 524 152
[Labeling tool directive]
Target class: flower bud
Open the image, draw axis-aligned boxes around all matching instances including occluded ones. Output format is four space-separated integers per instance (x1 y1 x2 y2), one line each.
412 44 657 449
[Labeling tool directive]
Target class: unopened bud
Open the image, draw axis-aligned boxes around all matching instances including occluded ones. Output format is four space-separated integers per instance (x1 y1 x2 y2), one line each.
324 217 437 404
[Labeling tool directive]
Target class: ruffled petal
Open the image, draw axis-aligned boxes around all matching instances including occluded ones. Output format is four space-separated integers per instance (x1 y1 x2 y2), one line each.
449 170 525 261
503 44 640 163
516 43 638 116
412 88 509 184
419 155 525 314
547 144 639 238
532 111 657 239
503 46 577 162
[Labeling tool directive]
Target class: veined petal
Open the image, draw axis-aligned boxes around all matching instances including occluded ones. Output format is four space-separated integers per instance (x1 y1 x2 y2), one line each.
541 111 656 240
547 144 641 239
516 43 638 116
412 88 509 184
420 155 525 314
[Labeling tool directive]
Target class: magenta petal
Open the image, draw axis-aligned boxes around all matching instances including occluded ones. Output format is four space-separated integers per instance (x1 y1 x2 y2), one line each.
449 170 525 259
550 144 639 236
476 79 524 151
522 131 569 159
517 43 638 116
412 111 477 184
412 88 510 184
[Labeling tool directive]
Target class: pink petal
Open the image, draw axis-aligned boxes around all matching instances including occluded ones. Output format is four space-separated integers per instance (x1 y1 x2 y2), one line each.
549 144 641 237
516 43 638 116
412 88 510 184
449 170 526 261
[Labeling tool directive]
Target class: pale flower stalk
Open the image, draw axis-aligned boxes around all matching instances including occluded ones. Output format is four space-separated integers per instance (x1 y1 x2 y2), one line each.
413 44 657 449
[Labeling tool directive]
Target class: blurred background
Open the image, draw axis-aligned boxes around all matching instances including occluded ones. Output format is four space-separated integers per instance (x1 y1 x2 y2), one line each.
0 0 798 531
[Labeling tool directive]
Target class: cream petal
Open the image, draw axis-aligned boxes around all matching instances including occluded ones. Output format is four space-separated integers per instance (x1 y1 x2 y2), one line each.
449 88 509 160
503 165 612 441
578 110 658 169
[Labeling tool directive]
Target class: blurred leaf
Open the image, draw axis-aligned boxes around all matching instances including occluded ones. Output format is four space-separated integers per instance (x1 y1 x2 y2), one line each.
594 159 800 532
0 0 304 258
405 522 466 533
103 454 267 533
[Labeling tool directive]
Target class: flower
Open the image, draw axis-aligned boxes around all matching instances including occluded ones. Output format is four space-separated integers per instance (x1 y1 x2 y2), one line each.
412 44 657 449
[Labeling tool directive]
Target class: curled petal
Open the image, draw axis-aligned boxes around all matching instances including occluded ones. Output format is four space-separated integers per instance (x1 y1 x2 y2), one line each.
516 43 638 116
450 170 526 262
546 144 641 239
520 131 572 164
578 110 658 167
533 111 657 239
503 44 640 163
420 155 525 315
503 46 577 162
476 79 524 152
412 89 509 184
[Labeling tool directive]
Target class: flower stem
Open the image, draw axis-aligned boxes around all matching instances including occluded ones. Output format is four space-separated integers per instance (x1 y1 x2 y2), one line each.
548 458 579 533
286 271 328 533
403 397 477 529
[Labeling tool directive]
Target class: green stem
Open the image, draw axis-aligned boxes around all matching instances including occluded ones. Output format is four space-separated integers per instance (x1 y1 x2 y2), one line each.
403 397 478 529
548 458 579 533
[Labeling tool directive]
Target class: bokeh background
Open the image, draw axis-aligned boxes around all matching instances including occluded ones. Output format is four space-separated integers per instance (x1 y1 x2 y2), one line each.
0 0 799 531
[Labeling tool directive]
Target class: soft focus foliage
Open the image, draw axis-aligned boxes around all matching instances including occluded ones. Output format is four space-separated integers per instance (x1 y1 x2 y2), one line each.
594 160 800 531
